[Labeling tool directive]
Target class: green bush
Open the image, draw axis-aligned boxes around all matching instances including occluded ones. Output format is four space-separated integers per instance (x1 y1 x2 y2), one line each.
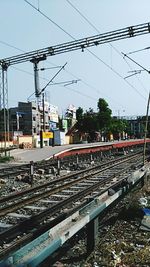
0 156 14 163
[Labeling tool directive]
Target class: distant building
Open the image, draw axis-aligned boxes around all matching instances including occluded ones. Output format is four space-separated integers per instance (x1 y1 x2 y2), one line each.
117 115 145 138
9 101 54 137
65 104 77 128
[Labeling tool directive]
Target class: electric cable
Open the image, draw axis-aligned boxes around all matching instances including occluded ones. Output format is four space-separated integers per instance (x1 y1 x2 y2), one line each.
123 57 148 95
66 0 147 101
24 0 76 40
23 0 147 102
0 40 25 53
66 0 122 57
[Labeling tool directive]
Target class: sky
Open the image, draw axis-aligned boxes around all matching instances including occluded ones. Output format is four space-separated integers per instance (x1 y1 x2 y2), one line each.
0 0 150 117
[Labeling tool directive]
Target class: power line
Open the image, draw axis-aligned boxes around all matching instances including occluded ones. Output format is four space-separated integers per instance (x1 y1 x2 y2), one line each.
0 2 120 107
0 37 101 103
128 46 150 55
11 64 97 102
40 62 67 94
0 38 98 100
24 0 76 40
66 0 147 100
24 0 147 102
123 57 148 95
0 40 25 53
88 49 146 100
2 2 147 111
24 0 145 109
2 41 99 102
59 82 97 101
122 53 150 74
0 20 144 102
64 65 126 109
66 0 100 34
66 0 122 57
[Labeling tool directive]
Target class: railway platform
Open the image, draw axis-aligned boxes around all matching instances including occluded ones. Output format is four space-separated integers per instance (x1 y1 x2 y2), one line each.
8 139 150 163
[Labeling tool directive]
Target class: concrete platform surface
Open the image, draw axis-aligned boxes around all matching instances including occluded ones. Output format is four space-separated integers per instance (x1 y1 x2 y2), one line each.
9 142 103 163
1 139 145 164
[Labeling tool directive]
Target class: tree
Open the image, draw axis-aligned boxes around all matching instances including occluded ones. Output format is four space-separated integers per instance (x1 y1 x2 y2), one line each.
76 107 84 133
76 107 98 141
97 98 112 138
109 118 128 139
76 107 83 121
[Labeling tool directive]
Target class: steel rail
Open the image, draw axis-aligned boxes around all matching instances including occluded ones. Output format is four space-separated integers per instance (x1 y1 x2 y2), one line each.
0 154 144 260
0 152 142 212
0 149 109 179
0 153 143 229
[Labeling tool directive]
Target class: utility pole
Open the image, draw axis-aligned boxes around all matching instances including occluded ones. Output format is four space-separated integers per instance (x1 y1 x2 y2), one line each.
30 56 46 149
30 55 46 98
143 92 150 165
1 63 8 156
123 54 150 166
42 92 45 132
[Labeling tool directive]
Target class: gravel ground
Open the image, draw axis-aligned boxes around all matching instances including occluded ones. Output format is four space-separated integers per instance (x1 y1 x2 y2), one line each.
49 181 150 267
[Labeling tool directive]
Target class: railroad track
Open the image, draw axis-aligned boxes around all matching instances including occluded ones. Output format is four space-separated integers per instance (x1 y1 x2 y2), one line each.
0 148 142 198
0 150 142 214
0 148 126 196
0 146 133 179
0 150 146 260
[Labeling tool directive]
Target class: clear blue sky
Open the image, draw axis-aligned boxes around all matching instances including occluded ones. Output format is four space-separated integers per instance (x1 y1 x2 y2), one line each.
0 0 150 116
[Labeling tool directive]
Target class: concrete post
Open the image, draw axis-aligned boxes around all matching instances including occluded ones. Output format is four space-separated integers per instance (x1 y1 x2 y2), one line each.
57 157 60 175
86 217 99 254
40 130 43 148
30 161 34 187
141 176 145 187
76 153 79 168
90 152 93 162
144 170 150 186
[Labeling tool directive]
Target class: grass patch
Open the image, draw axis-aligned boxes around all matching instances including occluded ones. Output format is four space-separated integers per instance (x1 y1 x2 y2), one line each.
0 156 14 163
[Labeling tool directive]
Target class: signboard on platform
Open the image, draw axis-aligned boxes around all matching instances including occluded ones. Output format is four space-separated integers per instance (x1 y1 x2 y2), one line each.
43 132 53 139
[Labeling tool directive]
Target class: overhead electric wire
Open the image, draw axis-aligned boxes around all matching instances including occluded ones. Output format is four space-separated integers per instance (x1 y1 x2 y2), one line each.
66 0 122 57
66 0 147 101
22 1 126 108
24 0 150 103
24 0 124 78
49 60 126 108
0 40 25 53
24 0 76 40
89 49 146 100
66 0 100 34
0 34 108 103
40 62 67 94
23 0 137 108
122 53 150 74
0 41 92 100
128 46 150 55
123 57 148 95
0 1 109 106
24 0 147 103
11 61 96 102
8 54 98 102
58 82 97 101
